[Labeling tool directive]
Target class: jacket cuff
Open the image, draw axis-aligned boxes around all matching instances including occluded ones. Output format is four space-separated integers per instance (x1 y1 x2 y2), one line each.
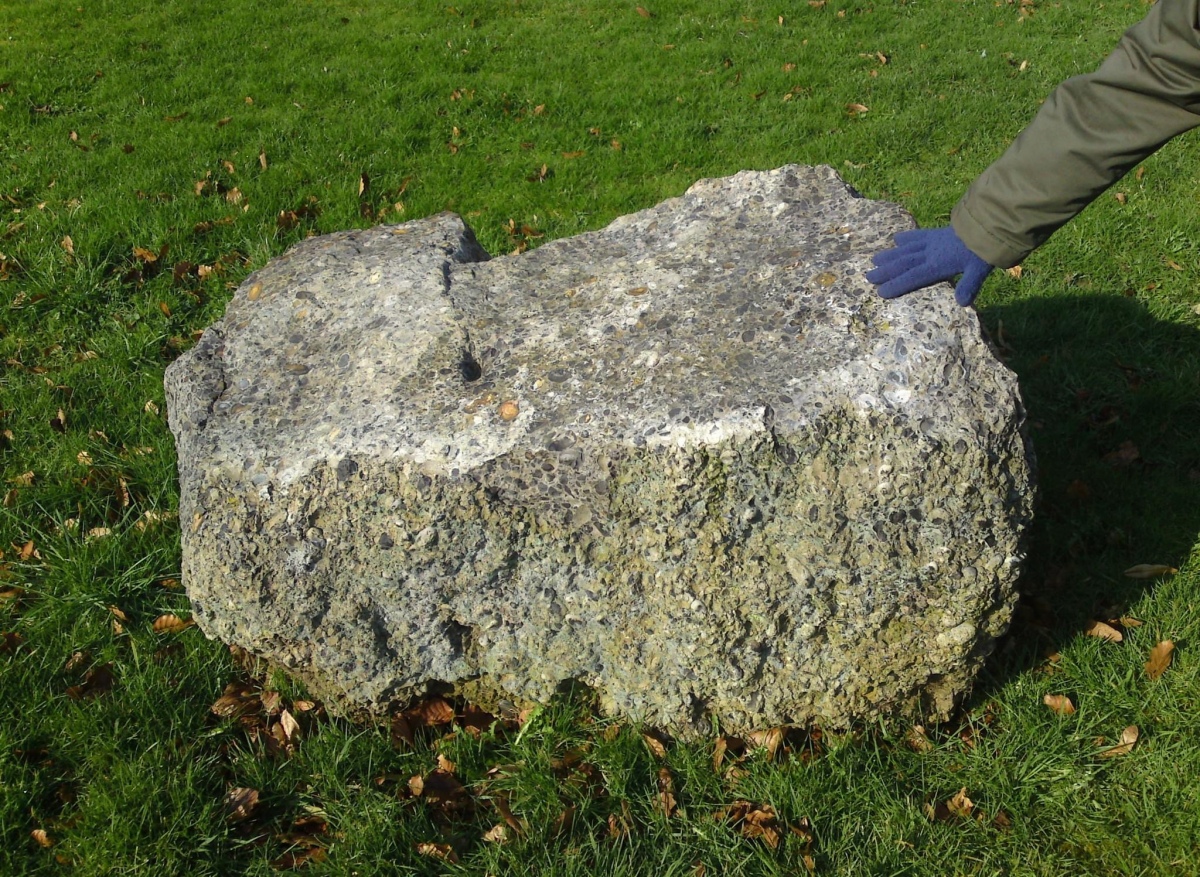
950 199 1031 270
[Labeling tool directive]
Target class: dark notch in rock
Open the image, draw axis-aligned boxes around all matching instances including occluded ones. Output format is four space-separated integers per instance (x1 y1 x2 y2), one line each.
459 346 482 382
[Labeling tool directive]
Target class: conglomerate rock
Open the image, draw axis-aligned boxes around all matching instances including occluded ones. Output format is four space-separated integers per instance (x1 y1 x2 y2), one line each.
165 165 1034 735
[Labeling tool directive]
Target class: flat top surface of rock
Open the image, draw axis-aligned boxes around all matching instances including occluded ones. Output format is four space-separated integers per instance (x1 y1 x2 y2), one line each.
181 166 977 496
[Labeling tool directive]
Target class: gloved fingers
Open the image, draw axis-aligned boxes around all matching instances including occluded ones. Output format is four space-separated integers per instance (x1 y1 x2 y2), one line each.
871 230 932 264
953 259 993 307
866 252 923 281
869 246 924 270
890 228 937 247
875 262 954 299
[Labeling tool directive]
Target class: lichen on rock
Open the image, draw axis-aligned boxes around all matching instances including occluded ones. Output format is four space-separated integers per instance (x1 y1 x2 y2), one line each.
165 165 1034 735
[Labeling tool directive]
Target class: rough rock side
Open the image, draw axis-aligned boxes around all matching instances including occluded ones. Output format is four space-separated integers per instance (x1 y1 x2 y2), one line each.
165 165 1034 735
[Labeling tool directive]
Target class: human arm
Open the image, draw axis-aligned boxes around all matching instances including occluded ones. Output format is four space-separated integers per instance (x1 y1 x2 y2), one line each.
953 0 1200 268
869 0 1200 304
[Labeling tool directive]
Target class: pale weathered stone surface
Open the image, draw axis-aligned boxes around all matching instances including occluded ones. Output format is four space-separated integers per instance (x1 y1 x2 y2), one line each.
165 165 1034 735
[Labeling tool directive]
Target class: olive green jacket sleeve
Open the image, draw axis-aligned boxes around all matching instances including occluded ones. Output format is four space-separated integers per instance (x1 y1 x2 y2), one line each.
951 0 1200 268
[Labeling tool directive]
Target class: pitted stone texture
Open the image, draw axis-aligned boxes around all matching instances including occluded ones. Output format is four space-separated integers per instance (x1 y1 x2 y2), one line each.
165 165 1034 735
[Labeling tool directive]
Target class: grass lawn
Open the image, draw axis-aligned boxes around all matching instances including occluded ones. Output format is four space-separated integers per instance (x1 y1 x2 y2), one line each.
3 0 1200 873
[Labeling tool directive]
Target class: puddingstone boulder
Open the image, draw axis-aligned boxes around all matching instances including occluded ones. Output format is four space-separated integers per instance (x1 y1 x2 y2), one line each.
165 165 1034 735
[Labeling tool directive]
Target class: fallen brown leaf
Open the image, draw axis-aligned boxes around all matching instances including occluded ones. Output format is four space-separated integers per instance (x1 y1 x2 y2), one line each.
31 828 53 848
905 725 934 752
415 695 455 726
1102 440 1140 467
210 682 262 718
493 793 527 836
1043 693 1076 715
748 727 785 761
642 731 668 759
390 713 414 748
270 847 327 870
1 631 25 653
1124 564 1177 579
636 5 652 17
1145 640 1175 680
279 708 300 742
1084 620 1123 643
481 823 508 844
66 662 114 700
947 787 974 818
1097 724 1139 758
415 842 459 863
657 767 677 817
225 786 260 821
153 614 195 634
846 102 869 115
411 769 471 813
552 804 576 836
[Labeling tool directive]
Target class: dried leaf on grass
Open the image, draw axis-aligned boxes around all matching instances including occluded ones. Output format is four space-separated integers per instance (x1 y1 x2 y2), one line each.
747 726 785 760
31 828 53 848
1084 620 1123 643
390 695 500 748
415 842 459 864
65 662 114 699
905 725 934 752
481 823 508 844
1097 725 1139 758
279 709 301 742
1124 564 1177 579
1043 693 1076 715
716 801 784 848
153 614 195 633
224 787 260 822
492 793 527 837
409 769 472 815
607 800 633 839
642 730 668 759
1145 641 1175 680
552 804 576 837
715 801 814 854
925 787 973 821
211 682 263 718
270 847 327 870
657 767 677 817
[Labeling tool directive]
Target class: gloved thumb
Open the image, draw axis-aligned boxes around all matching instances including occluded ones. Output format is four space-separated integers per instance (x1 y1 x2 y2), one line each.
954 258 993 307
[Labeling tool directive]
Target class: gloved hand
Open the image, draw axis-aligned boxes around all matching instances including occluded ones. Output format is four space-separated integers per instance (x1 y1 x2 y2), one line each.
866 226 994 306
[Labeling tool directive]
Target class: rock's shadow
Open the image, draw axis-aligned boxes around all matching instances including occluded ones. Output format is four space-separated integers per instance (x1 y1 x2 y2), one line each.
968 291 1200 692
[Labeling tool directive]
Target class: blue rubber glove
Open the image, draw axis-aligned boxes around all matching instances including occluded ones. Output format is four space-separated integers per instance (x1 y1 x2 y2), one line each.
866 227 994 307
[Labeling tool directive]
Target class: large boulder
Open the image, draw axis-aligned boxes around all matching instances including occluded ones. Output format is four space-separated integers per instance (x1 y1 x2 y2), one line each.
165 165 1034 735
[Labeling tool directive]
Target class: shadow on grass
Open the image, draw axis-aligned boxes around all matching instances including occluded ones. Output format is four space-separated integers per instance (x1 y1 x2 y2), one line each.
971 291 1200 695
